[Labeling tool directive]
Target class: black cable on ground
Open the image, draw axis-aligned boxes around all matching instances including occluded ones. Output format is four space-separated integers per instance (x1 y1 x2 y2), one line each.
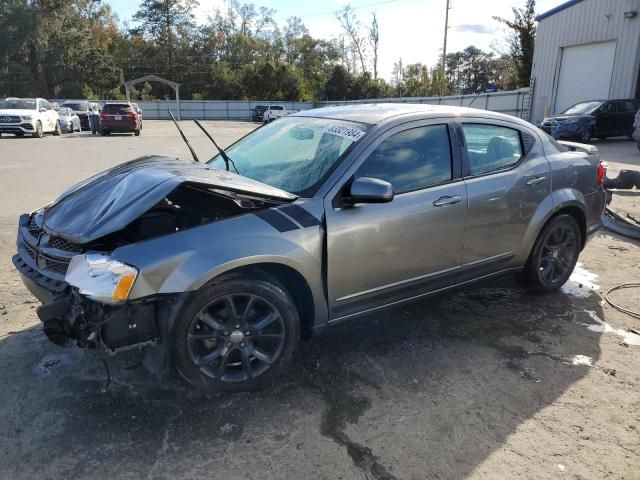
605 283 640 320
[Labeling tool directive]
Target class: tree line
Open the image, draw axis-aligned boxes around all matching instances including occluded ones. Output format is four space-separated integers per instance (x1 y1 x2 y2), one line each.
0 0 535 101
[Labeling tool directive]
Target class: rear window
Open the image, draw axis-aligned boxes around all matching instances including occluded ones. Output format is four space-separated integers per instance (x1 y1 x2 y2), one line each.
462 124 523 176
270 106 284 111
103 104 133 114
63 102 89 111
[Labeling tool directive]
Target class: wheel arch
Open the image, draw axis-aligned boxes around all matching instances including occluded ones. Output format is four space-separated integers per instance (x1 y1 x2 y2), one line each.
518 190 589 264
216 263 317 340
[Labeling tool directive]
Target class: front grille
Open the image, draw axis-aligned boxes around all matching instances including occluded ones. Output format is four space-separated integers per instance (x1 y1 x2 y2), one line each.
48 235 82 253
40 255 70 275
28 215 43 238
0 115 20 124
25 244 37 261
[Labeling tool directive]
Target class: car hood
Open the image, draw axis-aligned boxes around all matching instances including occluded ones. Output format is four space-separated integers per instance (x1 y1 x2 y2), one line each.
42 155 297 244
0 109 37 117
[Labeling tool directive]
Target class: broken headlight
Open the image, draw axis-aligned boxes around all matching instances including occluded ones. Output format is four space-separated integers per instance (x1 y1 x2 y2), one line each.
65 254 138 304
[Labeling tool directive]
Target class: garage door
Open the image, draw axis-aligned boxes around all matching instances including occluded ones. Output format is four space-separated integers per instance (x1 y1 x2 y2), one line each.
554 41 616 113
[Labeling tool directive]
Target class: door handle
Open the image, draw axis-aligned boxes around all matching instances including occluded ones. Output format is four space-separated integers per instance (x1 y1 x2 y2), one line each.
433 195 462 207
525 176 547 186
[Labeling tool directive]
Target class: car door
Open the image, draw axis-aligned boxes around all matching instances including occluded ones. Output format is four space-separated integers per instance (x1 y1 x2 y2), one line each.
324 120 468 320
458 120 551 281
619 100 639 135
594 101 616 137
42 100 55 131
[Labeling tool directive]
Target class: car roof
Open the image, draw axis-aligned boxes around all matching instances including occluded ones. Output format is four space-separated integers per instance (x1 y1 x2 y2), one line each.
293 103 527 126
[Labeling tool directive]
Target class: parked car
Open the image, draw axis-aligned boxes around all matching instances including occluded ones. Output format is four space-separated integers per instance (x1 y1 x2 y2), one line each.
99 102 141 136
540 99 640 142
13 104 606 391
633 108 640 151
57 107 81 133
0 97 61 138
61 100 92 131
131 102 143 130
263 104 294 123
251 105 268 122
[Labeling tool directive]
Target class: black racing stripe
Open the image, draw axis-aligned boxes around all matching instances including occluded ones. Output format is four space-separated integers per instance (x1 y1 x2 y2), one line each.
279 204 321 228
255 209 299 232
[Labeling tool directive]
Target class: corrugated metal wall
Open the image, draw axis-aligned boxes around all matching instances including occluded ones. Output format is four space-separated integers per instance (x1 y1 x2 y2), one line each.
135 100 314 120
54 89 531 121
530 0 640 123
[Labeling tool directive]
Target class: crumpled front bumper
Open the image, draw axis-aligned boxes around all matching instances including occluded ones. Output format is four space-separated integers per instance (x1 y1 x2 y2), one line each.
14 213 163 351
15 252 161 350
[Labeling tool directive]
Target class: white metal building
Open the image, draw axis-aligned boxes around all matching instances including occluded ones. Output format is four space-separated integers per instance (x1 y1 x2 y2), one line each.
529 0 640 124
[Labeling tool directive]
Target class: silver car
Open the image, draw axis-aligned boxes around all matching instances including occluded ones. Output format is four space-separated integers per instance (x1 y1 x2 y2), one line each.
13 104 606 391
56 107 81 133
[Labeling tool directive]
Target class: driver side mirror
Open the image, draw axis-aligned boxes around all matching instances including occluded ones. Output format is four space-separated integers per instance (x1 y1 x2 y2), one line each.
347 177 394 204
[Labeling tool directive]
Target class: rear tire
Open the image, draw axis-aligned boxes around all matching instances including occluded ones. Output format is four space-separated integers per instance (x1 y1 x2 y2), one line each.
521 214 581 293
134 128 140 136
173 273 300 392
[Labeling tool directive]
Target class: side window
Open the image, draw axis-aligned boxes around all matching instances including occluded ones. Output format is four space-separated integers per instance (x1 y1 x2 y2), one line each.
462 124 523 176
600 102 616 113
355 124 452 194
622 100 638 113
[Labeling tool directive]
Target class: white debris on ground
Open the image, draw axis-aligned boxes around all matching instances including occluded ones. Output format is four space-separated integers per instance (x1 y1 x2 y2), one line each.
561 262 600 298
583 310 640 346
571 355 594 366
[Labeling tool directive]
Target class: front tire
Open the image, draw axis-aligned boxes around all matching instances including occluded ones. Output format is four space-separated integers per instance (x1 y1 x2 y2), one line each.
580 128 592 143
173 273 300 391
521 214 581 293
53 120 61 136
33 121 44 138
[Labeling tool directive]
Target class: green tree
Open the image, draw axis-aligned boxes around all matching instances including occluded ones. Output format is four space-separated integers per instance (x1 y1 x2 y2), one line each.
493 0 536 87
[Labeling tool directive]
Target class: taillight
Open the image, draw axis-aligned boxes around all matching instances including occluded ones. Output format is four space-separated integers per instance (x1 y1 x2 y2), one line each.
127 111 137 118
596 161 605 186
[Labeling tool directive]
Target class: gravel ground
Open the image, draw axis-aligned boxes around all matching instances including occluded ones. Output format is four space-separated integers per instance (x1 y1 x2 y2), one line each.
0 122 638 480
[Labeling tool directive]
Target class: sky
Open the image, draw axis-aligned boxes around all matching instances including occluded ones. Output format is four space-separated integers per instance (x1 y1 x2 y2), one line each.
105 0 564 81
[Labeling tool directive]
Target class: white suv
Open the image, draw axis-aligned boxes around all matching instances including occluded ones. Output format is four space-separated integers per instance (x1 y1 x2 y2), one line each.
0 98 61 138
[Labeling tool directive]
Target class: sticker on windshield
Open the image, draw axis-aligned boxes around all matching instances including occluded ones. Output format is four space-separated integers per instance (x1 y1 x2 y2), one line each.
323 125 366 142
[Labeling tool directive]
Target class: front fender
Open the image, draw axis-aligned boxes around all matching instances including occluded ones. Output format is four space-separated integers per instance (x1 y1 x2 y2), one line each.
112 204 327 325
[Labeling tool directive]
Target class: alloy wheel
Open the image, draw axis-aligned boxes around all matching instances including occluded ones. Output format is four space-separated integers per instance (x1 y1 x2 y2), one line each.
538 223 577 286
187 293 286 382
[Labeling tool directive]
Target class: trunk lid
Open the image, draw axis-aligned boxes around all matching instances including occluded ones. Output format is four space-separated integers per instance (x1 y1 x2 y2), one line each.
43 155 296 244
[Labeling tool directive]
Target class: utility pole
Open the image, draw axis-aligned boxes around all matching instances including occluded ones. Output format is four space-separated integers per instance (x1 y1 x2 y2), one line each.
442 0 450 72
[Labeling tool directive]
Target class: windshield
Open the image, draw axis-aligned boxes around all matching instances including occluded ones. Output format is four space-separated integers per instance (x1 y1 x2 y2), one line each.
58 108 71 116
0 99 36 110
562 101 603 115
207 116 371 195
63 102 89 111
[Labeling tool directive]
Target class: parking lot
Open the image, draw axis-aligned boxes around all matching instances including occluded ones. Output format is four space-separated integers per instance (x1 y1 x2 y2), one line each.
0 122 639 480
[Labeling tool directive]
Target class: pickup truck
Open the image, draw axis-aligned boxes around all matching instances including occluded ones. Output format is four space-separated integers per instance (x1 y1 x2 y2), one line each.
263 105 294 123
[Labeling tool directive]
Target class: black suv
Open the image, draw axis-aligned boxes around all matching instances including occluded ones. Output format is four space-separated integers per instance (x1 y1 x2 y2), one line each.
540 99 640 142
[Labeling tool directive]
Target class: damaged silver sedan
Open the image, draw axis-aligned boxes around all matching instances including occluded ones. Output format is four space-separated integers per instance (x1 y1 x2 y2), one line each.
14 104 606 391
